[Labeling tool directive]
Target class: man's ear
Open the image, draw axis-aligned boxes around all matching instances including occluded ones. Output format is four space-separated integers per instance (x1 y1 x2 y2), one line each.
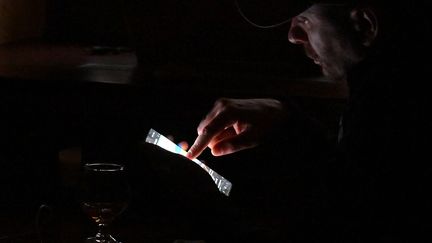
350 8 378 47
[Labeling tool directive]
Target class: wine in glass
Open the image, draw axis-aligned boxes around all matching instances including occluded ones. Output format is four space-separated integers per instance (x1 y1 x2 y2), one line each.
79 163 130 243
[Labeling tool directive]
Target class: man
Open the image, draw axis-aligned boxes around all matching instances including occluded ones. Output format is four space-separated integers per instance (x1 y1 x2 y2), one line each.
187 0 429 241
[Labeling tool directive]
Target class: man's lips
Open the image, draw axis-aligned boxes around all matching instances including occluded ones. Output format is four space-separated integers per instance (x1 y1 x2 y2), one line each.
305 46 320 65
308 54 321 65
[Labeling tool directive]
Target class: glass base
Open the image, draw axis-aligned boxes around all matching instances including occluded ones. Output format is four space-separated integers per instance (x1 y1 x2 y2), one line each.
85 234 120 243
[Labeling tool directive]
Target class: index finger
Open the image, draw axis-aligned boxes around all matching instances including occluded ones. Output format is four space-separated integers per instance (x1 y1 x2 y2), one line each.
186 129 215 159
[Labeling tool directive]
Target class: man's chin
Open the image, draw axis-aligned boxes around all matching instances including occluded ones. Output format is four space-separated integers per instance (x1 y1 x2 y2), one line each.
322 68 344 82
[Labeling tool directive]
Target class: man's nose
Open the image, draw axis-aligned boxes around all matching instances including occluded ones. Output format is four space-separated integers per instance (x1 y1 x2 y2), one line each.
288 17 308 44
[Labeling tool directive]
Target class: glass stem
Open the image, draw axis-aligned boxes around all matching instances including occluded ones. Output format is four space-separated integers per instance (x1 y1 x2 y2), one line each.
95 224 111 242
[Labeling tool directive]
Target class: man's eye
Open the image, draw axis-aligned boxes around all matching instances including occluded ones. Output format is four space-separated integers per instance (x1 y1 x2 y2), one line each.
297 16 310 25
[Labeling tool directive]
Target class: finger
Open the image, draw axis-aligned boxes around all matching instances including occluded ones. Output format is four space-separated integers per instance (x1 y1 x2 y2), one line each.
208 127 237 149
197 98 231 134
187 124 235 159
189 113 237 159
211 131 257 156
190 122 237 158
188 112 222 159
177 141 189 151
187 132 214 159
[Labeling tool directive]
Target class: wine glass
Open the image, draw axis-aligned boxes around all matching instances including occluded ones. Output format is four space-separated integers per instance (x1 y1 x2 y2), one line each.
79 163 130 243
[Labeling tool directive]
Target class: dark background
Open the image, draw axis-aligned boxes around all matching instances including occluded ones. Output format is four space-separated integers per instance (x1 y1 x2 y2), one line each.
1 0 345 241
44 0 315 65
37 0 331 160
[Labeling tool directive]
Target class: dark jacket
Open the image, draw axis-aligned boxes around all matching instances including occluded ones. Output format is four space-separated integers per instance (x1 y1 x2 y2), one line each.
327 28 430 240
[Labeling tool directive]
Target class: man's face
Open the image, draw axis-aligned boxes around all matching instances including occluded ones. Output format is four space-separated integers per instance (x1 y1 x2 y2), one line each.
288 4 363 81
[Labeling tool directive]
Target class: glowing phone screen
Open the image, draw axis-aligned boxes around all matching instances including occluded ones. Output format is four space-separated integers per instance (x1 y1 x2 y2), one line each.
145 128 232 196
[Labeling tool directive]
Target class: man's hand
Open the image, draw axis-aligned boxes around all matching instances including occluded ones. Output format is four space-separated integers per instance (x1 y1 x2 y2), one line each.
187 98 286 159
